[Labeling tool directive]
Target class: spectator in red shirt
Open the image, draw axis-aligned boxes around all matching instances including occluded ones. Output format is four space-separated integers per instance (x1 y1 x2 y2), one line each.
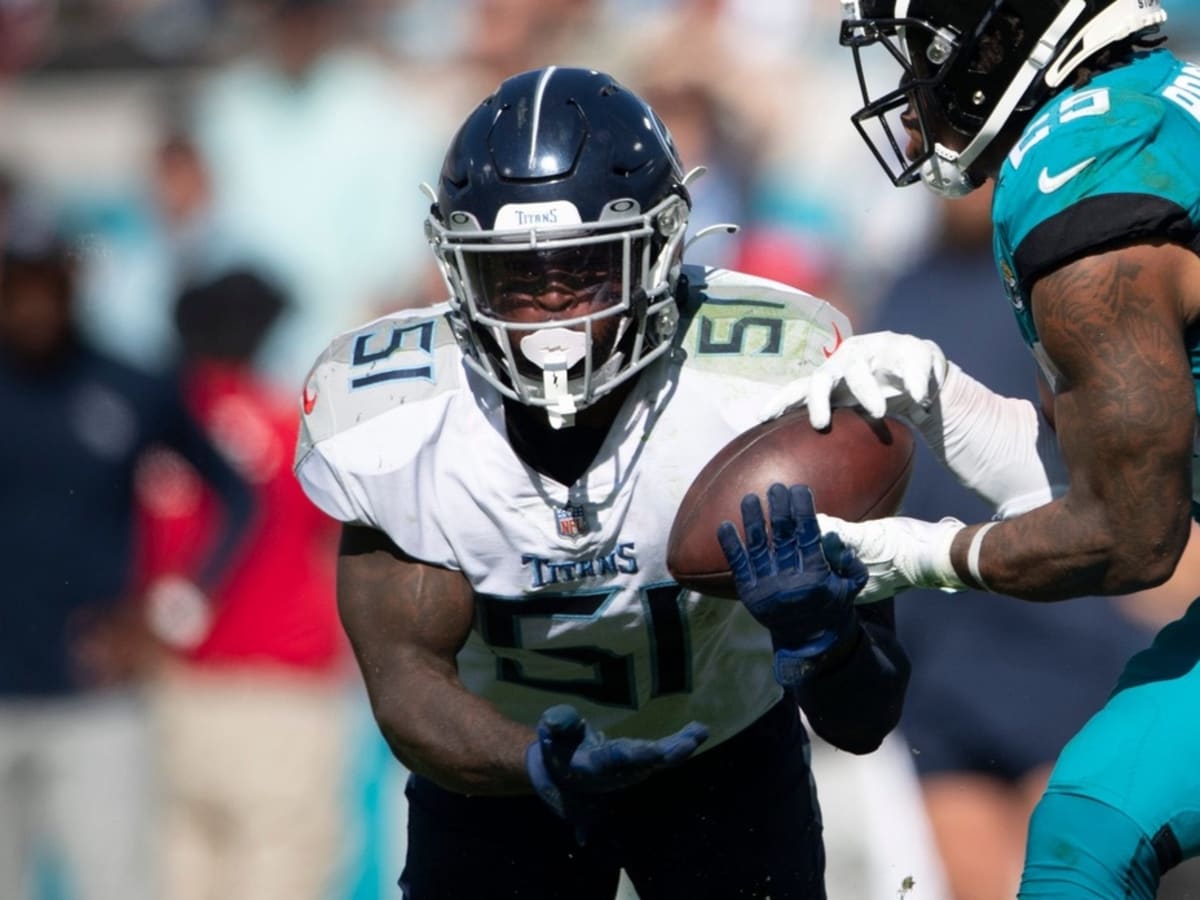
136 268 347 900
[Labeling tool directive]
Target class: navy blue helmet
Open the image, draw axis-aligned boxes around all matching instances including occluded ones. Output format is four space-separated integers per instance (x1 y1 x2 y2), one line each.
426 66 692 427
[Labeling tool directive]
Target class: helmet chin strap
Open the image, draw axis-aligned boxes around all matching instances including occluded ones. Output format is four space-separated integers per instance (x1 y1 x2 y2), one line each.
919 144 981 198
520 327 587 430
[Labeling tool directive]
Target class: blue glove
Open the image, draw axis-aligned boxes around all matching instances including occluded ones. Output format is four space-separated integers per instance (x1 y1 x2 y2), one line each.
717 483 868 687
525 704 708 843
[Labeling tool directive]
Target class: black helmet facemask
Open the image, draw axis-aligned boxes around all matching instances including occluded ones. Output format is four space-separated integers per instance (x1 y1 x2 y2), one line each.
839 0 1167 198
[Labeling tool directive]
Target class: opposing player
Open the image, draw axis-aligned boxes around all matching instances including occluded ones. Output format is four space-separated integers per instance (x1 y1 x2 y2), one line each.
294 66 910 899
768 2 1200 897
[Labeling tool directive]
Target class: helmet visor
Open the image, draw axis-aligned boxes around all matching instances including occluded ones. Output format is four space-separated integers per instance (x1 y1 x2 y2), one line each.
460 238 635 325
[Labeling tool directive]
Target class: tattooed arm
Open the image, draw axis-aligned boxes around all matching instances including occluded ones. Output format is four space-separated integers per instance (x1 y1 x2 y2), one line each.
338 524 535 794
948 242 1200 600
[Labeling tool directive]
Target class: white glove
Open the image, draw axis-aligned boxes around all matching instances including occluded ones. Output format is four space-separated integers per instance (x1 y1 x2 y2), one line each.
762 331 1068 519
761 331 947 428
817 513 968 605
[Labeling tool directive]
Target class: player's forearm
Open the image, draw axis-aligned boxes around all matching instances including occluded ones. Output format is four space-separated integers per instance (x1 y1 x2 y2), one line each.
951 495 1189 601
370 653 535 796
794 619 910 754
1006 244 1197 598
336 527 534 793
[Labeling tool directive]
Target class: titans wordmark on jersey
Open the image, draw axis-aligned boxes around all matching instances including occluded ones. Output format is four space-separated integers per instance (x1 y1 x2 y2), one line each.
991 48 1200 516
294 265 850 748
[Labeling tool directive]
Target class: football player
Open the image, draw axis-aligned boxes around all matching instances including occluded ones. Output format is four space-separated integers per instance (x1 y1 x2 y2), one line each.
769 2 1200 897
294 66 910 899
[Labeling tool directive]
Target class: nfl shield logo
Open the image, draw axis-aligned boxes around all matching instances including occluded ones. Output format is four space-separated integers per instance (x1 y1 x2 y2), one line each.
555 504 589 538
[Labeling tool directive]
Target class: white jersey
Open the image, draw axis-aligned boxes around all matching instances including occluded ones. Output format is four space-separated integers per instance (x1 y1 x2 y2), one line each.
295 265 851 749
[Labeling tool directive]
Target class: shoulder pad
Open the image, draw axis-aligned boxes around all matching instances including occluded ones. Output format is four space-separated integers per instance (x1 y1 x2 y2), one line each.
997 69 1200 285
1004 85 1167 198
998 83 1173 237
674 265 851 384
296 304 463 457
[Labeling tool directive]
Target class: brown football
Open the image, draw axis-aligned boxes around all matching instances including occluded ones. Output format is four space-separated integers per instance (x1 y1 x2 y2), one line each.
667 406 915 598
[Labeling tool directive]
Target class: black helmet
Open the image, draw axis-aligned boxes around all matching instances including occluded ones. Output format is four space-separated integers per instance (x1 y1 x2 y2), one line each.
840 0 1166 197
425 66 692 428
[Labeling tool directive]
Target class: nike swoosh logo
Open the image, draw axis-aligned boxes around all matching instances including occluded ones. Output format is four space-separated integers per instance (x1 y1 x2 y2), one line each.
1038 157 1096 193
303 385 318 415
822 322 844 359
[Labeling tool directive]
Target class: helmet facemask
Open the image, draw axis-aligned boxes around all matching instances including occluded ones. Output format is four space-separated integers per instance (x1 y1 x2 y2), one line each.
840 0 1166 199
840 13 969 193
428 192 689 429
841 6 1019 198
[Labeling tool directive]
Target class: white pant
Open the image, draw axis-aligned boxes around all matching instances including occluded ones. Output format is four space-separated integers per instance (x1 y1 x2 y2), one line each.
0 689 157 900
154 666 345 900
811 729 951 900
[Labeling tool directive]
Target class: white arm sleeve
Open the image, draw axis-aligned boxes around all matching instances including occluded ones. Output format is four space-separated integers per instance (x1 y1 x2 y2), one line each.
912 361 1069 519
759 330 1068 519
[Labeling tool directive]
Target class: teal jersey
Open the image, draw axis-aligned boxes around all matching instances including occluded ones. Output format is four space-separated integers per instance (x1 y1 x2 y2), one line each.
994 57 1200 891
991 48 1200 514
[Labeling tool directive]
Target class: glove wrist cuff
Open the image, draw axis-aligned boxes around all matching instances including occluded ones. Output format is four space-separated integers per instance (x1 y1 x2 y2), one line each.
926 518 969 591
770 605 855 659
774 623 863 686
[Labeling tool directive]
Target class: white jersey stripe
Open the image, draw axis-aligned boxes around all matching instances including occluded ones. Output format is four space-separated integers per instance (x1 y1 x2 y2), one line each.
528 65 558 172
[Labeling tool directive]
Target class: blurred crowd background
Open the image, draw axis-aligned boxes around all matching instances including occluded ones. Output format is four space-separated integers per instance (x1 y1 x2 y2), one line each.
5 2 1200 899
1 0 956 395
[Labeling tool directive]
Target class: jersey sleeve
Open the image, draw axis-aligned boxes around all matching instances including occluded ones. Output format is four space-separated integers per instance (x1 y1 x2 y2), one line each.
293 305 465 531
996 86 1200 290
675 265 852 384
